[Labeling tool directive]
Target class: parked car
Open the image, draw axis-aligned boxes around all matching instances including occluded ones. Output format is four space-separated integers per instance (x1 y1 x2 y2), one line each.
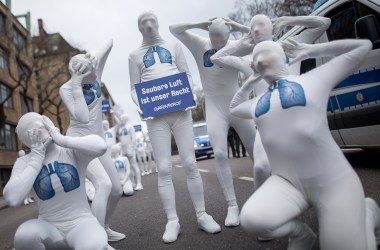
279 0 380 149
193 121 213 158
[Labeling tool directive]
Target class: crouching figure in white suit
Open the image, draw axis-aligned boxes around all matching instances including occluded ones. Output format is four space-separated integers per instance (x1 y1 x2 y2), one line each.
231 38 380 250
4 113 108 250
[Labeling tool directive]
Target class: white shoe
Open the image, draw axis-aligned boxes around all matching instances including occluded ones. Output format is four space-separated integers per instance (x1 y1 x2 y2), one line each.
162 219 180 243
141 172 146 176
23 199 29 205
225 206 239 227
134 183 143 191
288 224 316 250
28 197 34 203
197 213 221 233
105 227 126 242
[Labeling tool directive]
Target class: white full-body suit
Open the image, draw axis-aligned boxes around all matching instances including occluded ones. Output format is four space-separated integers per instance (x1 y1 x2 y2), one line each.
111 144 134 196
170 18 256 227
129 12 221 243
4 113 108 250
136 139 150 175
18 150 35 205
211 15 331 192
230 39 380 250
143 130 156 172
118 115 143 190
59 40 125 242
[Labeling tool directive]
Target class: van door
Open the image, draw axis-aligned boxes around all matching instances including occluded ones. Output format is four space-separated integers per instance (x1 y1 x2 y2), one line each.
323 0 380 147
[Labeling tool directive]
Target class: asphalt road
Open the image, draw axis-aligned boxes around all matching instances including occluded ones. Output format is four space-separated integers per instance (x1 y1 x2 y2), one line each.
0 149 379 250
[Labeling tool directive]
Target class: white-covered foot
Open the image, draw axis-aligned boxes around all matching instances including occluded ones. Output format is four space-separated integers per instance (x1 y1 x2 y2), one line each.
366 197 380 245
105 227 126 242
162 219 180 243
197 213 221 233
23 199 29 205
288 224 316 250
134 183 143 191
225 206 240 227
107 244 116 250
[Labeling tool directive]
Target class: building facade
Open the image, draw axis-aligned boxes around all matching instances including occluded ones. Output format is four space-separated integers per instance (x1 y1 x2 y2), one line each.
0 2 38 194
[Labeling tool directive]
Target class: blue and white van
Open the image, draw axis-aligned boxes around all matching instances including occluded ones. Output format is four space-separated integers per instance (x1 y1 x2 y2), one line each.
279 0 380 148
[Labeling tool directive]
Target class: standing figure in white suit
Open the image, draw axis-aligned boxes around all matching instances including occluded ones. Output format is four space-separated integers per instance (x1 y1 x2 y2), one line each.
118 114 143 190
103 110 122 149
111 144 134 196
129 11 221 243
59 40 125 242
170 17 256 227
136 138 149 176
230 37 380 250
143 130 156 172
4 113 108 250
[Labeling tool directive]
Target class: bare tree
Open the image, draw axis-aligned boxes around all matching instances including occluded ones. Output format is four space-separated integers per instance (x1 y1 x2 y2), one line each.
229 0 314 26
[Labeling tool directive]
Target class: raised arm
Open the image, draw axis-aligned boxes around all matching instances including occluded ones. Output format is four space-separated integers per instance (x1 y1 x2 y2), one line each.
284 38 372 92
230 74 262 119
274 16 331 45
92 39 113 82
3 130 52 207
59 62 92 123
42 116 107 157
169 21 210 53
211 34 255 77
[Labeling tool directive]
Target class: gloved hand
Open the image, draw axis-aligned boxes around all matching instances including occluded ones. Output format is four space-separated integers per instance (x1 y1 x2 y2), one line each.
281 38 311 65
42 115 68 147
70 60 93 86
28 128 52 161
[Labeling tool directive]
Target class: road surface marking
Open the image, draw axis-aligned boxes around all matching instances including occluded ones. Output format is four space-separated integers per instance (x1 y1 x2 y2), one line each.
198 169 209 173
239 176 254 182
175 165 183 168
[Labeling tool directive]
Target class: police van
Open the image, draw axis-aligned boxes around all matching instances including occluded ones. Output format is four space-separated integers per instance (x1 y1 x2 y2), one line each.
279 0 380 149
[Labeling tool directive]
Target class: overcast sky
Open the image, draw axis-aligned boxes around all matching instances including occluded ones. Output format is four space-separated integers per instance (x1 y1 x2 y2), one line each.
11 0 236 122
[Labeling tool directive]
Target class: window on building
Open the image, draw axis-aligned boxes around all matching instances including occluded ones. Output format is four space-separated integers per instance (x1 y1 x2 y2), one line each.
13 27 26 52
20 94 33 114
0 82 12 108
0 12 5 34
0 123 18 151
0 46 8 71
17 60 30 82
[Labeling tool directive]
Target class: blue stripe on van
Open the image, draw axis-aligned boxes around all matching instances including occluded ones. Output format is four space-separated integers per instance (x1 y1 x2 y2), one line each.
334 68 380 89
329 84 380 112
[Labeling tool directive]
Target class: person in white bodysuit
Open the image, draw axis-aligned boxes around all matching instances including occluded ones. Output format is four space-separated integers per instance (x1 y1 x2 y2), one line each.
59 40 125 242
85 177 96 202
170 17 256 227
118 114 143 190
129 11 221 243
143 130 156 173
4 113 108 250
230 38 380 250
111 144 134 196
211 15 331 193
136 138 150 176
103 110 122 149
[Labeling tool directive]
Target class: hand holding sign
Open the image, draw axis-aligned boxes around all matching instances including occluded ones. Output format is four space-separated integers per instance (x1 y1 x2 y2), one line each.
135 72 196 120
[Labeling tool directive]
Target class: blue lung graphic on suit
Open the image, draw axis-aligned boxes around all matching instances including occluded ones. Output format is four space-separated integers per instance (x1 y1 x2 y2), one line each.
33 161 80 201
143 46 173 68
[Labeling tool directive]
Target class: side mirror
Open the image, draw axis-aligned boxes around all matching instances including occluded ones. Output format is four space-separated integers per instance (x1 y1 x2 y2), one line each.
355 14 380 49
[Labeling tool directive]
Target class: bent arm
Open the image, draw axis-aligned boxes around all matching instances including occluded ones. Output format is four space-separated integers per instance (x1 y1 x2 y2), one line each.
170 23 207 53
3 156 43 207
64 134 107 158
175 43 195 89
60 81 89 123
305 39 372 92
230 75 261 119
128 56 141 107
211 40 254 77
288 16 331 44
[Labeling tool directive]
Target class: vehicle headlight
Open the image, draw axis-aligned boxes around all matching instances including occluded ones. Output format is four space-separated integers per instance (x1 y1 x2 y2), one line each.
194 142 199 149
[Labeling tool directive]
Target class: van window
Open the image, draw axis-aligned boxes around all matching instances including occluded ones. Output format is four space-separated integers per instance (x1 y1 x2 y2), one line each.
326 1 380 42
